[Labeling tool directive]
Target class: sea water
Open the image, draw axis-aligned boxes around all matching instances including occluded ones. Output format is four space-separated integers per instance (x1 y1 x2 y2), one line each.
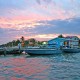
0 53 80 80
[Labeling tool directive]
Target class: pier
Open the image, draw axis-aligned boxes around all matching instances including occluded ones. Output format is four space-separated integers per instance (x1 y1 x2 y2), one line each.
0 47 24 56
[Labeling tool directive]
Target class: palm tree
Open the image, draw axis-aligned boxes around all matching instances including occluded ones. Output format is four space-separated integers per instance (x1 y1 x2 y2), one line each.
20 36 25 42
20 36 25 47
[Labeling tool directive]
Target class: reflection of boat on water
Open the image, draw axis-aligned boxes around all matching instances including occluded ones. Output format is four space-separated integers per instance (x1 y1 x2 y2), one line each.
62 47 80 53
25 47 63 55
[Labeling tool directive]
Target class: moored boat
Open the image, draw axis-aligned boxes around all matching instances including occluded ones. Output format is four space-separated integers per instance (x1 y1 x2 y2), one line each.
62 48 80 53
25 48 63 55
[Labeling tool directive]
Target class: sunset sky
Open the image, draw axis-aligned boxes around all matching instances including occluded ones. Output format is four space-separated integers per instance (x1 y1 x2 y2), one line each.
0 0 80 44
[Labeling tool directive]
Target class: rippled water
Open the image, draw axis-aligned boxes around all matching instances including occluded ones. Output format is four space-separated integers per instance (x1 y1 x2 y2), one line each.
0 53 80 80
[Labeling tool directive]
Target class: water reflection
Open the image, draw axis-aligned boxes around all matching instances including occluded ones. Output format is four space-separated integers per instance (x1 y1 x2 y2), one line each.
0 53 80 80
0 56 50 80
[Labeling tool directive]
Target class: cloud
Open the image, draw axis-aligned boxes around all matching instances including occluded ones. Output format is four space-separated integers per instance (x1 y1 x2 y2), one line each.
11 17 80 42
0 5 76 30
36 0 53 5
0 0 80 44
0 0 27 9
0 17 80 44
0 0 77 18
30 17 80 35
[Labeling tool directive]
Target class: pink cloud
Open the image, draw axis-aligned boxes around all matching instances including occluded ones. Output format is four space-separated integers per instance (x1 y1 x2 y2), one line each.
0 12 53 30
0 1 76 30
35 0 76 19
15 33 80 41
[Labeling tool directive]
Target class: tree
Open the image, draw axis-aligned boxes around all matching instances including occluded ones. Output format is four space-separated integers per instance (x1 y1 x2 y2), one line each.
20 36 25 47
58 34 64 38
28 38 36 46
12 40 16 46
79 40 80 47
20 36 25 42
25 40 29 46
15 39 20 46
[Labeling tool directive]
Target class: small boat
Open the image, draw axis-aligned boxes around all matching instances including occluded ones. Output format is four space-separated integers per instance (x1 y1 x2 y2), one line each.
62 47 80 53
25 47 63 55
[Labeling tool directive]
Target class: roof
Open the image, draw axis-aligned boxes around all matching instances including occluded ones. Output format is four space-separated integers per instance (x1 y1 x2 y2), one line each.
65 36 79 39
48 37 65 42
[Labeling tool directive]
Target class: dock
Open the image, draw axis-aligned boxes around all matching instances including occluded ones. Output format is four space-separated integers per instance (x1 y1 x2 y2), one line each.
0 47 24 56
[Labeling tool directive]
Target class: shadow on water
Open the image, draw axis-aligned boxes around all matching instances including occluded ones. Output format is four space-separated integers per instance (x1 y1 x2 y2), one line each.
25 53 63 58
25 52 80 62
25 52 75 57
0 53 80 59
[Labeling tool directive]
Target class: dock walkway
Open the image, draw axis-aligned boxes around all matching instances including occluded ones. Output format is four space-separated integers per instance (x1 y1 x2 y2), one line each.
0 47 24 55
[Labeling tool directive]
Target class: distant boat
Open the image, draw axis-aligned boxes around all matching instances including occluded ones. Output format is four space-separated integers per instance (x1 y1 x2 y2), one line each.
62 48 80 53
25 47 63 55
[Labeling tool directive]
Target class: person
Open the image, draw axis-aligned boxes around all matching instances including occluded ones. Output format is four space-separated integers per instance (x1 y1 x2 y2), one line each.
18 43 21 50
18 43 21 53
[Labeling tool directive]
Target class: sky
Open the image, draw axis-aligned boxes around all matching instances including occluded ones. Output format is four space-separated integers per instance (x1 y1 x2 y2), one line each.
0 0 80 44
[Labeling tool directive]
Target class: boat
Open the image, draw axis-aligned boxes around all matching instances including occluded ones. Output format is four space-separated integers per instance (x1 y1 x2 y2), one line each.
62 47 80 53
25 47 63 55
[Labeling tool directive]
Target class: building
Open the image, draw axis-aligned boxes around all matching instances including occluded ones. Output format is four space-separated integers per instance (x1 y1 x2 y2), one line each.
48 38 65 49
64 36 79 48
48 36 79 49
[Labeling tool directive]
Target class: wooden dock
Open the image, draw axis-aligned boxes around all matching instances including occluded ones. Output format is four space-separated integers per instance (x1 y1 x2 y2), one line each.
0 47 24 56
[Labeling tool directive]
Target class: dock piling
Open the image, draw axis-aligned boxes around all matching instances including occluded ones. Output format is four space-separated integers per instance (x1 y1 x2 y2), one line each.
3 47 7 56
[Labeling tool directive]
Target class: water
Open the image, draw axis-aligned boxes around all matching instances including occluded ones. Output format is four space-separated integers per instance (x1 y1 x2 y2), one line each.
0 53 80 80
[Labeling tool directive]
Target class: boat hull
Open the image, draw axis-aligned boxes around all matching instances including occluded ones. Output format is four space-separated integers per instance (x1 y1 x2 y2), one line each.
62 48 80 53
25 48 63 55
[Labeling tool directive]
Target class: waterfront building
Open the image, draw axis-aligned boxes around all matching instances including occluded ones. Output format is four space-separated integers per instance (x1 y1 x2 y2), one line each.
64 36 79 48
48 36 79 49
48 38 65 49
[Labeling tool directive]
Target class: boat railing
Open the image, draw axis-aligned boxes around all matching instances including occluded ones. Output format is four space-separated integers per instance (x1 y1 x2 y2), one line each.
25 46 58 50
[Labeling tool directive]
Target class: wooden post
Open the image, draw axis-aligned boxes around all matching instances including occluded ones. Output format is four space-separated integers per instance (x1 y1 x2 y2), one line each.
4 47 6 56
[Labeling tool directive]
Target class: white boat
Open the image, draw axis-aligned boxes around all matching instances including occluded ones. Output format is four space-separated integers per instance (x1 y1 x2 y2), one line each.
25 48 63 55
62 48 80 53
